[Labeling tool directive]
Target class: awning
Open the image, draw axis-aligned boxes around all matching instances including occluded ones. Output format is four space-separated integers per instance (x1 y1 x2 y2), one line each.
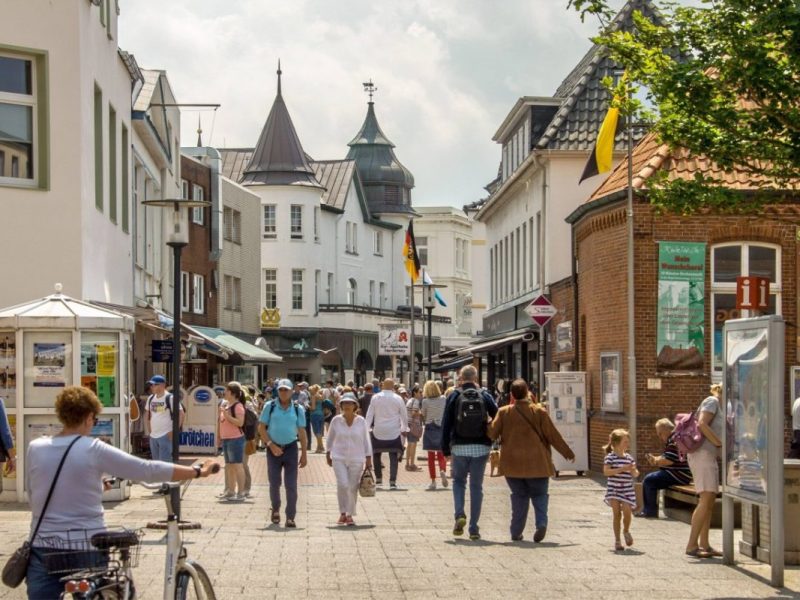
192 326 282 364
432 355 473 373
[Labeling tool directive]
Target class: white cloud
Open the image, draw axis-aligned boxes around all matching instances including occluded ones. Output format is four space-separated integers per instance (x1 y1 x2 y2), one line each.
119 0 613 207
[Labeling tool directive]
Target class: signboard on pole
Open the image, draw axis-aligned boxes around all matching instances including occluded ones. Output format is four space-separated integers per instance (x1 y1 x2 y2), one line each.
524 295 557 327
379 324 411 356
545 371 588 474
179 385 218 455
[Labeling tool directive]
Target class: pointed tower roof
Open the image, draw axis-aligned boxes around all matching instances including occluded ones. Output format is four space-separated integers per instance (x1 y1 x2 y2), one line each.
241 62 323 188
346 82 414 215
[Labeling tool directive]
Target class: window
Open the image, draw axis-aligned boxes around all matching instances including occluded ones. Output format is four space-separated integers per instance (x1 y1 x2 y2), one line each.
192 274 204 314
315 270 321 312
515 227 521 293
180 271 190 312
108 105 116 223
314 206 320 242
455 238 462 273
346 222 358 254
290 205 302 239
352 223 357 253
224 275 241 311
369 280 375 306
490 247 495 305
534 213 541 286
379 282 386 309
191 184 204 225
510 231 515 295
373 231 383 256
348 279 358 305
1 50 48 186
263 269 277 309
224 207 241 243
181 179 189 199
504 236 510 298
94 84 102 209
711 243 781 371
263 205 276 239
416 236 428 267
327 272 333 304
121 125 129 233
522 222 527 290
292 269 303 310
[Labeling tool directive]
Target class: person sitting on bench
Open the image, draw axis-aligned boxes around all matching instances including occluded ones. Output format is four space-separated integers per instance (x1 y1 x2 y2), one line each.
636 418 692 518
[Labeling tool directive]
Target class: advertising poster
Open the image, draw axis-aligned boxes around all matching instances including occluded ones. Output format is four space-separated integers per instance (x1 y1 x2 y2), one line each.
81 341 117 407
97 377 115 407
91 418 115 445
600 352 621 412
32 343 66 387
0 332 16 407
656 241 706 371
545 372 589 473
179 386 218 454
379 324 411 356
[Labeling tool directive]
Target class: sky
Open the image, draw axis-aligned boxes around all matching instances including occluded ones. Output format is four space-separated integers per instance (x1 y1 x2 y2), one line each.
119 0 629 208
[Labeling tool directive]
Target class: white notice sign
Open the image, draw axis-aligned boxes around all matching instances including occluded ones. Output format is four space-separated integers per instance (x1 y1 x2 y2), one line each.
545 371 589 474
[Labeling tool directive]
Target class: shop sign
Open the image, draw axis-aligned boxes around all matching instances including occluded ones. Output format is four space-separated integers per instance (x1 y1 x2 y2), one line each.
379 324 411 356
736 276 769 311
151 339 174 363
483 306 516 336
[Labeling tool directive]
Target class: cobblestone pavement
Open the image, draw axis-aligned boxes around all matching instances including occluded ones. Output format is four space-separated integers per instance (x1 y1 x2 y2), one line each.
1 451 798 599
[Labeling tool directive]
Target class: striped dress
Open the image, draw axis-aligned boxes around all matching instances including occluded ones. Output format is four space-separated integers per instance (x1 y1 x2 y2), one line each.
604 451 637 507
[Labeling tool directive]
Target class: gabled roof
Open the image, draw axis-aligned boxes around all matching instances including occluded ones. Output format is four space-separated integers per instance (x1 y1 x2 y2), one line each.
133 69 160 112
240 66 323 188
536 0 661 152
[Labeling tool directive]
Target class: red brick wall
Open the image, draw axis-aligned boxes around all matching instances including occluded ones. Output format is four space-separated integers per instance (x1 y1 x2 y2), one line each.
550 276 576 369
574 197 799 470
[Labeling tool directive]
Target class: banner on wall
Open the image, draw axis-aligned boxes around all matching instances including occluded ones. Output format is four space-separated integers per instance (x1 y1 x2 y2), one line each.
656 242 706 370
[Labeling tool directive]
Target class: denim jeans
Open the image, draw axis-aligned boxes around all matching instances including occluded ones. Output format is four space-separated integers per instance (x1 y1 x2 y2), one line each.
642 469 675 516
267 443 299 519
506 477 550 536
451 453 488 534
149 434 173 462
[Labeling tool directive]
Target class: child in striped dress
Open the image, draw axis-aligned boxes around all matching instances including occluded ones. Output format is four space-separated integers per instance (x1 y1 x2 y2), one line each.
603 429 639 551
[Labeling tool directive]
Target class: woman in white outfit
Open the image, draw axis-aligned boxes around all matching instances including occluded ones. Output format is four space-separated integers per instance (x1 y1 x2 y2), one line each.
326 392 373 525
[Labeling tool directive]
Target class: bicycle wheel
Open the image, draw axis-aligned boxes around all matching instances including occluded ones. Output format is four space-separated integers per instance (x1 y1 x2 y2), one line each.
173 562 217 600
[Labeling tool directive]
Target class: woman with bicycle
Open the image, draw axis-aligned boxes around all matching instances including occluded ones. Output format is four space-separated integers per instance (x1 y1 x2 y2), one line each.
24 385 218 600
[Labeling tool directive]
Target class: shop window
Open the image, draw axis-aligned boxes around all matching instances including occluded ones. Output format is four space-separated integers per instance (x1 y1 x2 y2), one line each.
711 243 780 371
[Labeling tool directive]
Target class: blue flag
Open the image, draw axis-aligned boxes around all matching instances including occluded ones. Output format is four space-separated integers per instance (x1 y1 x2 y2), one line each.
423 271 447 307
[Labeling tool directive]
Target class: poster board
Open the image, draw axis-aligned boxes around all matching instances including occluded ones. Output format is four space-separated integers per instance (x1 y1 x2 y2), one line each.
545 371 588 473
23 332 72 408
0 331 17 407
600 352 621 412
81 333 119 408
179 386 218 455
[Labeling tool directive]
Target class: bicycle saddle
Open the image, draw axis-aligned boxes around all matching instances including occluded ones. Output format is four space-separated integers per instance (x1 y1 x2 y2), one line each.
91 530 140 550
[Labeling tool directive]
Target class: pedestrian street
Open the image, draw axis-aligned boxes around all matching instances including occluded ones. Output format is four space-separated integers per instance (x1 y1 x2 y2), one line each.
0 452 796 600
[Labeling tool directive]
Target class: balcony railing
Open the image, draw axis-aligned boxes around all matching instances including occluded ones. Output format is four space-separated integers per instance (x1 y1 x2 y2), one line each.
318 303 452 324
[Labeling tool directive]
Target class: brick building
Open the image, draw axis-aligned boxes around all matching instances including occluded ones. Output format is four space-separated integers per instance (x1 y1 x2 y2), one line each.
566 132 797 470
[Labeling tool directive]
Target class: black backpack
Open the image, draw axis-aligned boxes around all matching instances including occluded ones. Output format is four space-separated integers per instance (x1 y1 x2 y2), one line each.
454 387 487 439
232 402 259 441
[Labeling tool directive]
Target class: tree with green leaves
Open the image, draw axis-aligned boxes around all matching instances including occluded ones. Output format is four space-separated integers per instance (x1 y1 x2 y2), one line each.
569 0 800 213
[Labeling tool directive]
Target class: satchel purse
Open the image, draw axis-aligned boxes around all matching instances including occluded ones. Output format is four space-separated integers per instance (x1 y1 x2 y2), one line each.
2 435 81 588
359 467 376 498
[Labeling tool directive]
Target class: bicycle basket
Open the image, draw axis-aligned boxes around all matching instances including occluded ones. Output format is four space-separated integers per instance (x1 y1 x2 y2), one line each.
36 527 143 575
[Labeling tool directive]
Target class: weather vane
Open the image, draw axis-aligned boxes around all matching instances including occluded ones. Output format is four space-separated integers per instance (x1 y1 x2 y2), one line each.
362 79 377 102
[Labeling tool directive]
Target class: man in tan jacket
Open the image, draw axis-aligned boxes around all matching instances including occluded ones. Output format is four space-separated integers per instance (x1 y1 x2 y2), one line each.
488 378 575 543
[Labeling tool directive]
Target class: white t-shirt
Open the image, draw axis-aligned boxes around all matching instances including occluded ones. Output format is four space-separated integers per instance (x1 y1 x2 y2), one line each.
27 435 174 542
146 393 181 439
326 415 372 463
365 390 409 440
792 397 800 430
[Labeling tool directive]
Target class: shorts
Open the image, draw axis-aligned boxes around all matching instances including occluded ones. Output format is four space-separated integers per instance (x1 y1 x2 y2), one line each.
223 436 245 464
310 413 325 435
687 446 719 493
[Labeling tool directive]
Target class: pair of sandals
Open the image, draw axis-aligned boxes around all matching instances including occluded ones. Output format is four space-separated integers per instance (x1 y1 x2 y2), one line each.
270 508 295 528
686 546 723 559
614 531 634 551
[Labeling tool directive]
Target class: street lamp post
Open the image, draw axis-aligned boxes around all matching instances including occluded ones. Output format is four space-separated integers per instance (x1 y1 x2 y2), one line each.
143 197 209 522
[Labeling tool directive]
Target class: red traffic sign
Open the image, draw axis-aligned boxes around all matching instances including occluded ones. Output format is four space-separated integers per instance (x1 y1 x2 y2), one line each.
524 295 557 327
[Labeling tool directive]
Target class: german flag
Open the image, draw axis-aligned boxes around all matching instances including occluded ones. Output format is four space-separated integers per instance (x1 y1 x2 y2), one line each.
402 220 421 282
579 103 620 183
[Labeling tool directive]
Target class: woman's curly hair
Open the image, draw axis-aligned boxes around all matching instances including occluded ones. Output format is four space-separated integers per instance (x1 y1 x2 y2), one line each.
55 385 102 427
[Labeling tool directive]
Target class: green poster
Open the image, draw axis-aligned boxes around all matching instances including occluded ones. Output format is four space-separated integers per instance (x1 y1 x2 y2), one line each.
97 376 116 407
656 241 706 370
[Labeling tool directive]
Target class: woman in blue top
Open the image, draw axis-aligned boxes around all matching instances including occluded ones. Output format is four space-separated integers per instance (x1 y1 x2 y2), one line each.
308 384 326 453
0 397 14 475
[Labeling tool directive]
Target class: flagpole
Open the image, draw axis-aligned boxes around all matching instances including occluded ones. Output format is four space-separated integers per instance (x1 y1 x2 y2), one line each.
409 273 415 388
626 95 637 461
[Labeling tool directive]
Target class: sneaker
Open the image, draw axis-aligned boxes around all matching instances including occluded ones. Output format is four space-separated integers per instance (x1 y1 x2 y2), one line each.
469 531 481 541
440 471 448 488
242 491 251 498
337 513 347 526
453 515 467 536
285 519 296 528
375 478 383 486
345 515 355 526
533 526 547 543
511 535 524 542
389 482 398 490
427 481 437 491
216 491 233 499
233 494 246 502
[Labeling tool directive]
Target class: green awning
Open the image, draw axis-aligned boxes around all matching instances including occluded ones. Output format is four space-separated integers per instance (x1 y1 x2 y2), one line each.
191 326 282 364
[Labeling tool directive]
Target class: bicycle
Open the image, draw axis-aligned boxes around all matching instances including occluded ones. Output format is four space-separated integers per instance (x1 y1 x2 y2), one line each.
44 466 219 599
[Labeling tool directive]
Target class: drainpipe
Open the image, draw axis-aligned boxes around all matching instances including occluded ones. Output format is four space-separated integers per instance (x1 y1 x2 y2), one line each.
538 163 548 393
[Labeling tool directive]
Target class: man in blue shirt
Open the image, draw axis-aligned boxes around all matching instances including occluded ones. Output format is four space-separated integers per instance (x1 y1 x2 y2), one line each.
258 379 307 528
441 365 498 541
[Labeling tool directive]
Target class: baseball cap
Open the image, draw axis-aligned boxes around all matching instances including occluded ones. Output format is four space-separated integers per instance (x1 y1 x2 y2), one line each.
277 378 293 391
149 374 166 385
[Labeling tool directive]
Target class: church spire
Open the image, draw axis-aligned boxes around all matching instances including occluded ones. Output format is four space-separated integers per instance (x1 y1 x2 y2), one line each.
196 114 203 147
240 64 322 188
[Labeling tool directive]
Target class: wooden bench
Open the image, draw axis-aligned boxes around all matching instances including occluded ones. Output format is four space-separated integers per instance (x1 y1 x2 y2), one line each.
663 484 741 528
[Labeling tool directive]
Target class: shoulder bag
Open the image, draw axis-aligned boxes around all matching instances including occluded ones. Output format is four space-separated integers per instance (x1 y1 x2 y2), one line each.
2 435 81 588
359 467 376 498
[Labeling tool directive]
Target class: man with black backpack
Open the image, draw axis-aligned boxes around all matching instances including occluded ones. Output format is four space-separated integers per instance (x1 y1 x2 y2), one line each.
145 374 184 463
441 365 498 540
